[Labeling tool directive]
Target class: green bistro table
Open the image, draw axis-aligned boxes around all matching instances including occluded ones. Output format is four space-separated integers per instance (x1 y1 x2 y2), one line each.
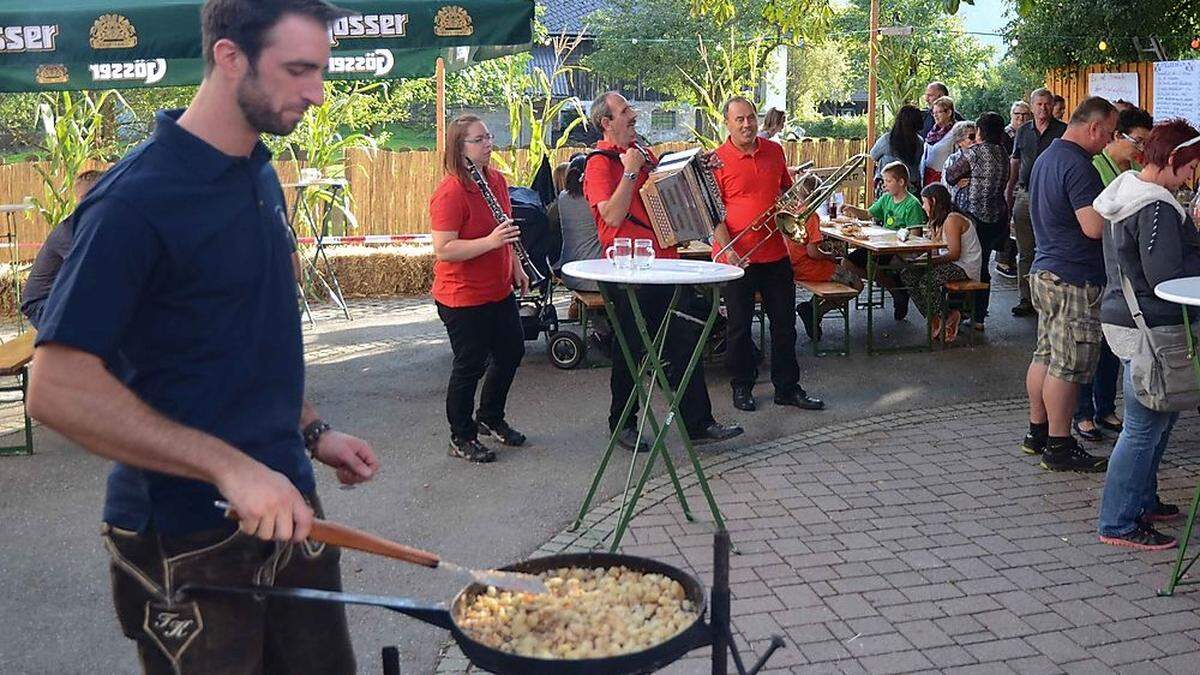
819 224 941 354
1153 277 1200 596
562 258 744 552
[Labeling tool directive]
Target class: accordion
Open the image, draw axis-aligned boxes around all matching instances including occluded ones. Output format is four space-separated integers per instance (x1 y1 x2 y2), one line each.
639 147 725 248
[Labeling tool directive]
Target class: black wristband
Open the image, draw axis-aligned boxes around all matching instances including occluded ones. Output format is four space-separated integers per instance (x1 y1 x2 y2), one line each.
302 419 331 457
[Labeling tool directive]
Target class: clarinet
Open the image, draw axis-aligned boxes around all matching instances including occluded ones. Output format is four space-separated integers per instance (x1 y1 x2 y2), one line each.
465 159 545 287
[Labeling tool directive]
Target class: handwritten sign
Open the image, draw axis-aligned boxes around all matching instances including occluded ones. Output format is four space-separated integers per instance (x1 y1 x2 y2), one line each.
1154 60 1200 126
1088 72 1139 106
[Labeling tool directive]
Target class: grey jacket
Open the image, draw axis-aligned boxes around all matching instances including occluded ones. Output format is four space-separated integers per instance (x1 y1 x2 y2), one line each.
1095 172 1200 328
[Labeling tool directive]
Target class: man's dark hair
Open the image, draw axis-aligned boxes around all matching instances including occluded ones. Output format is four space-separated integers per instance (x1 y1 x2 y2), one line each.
1052 94 1066 106
1069 96 1117 126
1116 107 1154 134
201 0 351 71
975 112 1006 146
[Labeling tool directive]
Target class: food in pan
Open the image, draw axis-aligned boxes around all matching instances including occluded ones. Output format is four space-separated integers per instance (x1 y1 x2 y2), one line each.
457 565 698 659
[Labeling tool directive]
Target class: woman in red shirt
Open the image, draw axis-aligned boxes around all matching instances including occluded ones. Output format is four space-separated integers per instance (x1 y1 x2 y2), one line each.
430 114 530 463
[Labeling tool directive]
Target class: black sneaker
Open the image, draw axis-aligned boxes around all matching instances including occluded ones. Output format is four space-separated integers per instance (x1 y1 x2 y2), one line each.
1020 432 1046 456
1040 439 1107 473
477 420 526 447
616 427 651 453
1143 499 1183 523
1099 524 1177 551
994 262 1017 279
448 436 496 463
1012 300 1036 317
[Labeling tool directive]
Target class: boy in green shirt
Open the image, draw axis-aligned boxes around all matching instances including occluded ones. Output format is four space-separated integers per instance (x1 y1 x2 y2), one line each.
844 162 927 230
841 161 927 319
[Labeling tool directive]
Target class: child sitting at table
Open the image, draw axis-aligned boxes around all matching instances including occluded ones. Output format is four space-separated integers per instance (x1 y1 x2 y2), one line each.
839 161 927 319
841 161 926 230
898 183 982 342
788 212 864 340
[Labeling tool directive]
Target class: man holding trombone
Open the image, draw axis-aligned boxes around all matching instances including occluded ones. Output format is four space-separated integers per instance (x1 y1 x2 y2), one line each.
712 97 825 413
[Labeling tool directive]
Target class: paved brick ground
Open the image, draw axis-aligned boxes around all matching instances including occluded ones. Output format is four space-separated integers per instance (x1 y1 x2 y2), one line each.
436 398 1200 674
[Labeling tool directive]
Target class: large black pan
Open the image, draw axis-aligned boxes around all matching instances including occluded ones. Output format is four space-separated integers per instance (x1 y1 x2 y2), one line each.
183 551 710 675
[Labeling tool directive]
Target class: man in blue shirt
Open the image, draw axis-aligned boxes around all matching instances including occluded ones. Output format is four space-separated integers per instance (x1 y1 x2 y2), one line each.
1020 97 1117 474
28 1 380 672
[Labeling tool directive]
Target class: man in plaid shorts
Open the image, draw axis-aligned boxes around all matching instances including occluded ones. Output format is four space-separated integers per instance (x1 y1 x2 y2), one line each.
1021 97 1118 471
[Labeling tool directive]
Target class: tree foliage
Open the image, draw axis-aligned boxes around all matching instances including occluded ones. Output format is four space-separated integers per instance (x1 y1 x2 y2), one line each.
1004 0 1200 73
833 0 993 122
586 0 832 105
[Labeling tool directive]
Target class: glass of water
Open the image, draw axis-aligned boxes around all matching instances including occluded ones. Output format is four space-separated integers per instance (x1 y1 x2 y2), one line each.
633 238 656 270
606 237 633 270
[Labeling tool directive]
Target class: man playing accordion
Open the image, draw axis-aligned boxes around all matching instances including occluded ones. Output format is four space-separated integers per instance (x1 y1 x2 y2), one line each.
582 91 744 451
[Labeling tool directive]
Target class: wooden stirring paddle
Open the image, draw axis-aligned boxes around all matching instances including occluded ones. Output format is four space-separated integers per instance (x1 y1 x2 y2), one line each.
214 501 547 595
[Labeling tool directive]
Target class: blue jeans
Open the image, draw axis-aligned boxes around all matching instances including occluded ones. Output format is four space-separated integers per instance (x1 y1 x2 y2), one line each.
1075 336 1120 422
1097 362 1179 536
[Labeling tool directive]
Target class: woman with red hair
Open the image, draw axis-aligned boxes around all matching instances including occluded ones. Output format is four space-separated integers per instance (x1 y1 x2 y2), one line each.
1094 119 1200 550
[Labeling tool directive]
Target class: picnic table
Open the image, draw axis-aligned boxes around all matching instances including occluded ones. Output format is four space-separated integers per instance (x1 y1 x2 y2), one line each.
820 221 943 354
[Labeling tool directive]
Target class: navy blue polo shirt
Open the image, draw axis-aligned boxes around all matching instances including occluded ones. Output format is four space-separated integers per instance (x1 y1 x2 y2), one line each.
1029 138 1106 286
37 109 313 536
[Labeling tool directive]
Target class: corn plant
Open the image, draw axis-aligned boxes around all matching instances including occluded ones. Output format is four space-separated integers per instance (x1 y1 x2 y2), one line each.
31 90 121 229
678 30 766 149
491 33 589 187
268 82 382 237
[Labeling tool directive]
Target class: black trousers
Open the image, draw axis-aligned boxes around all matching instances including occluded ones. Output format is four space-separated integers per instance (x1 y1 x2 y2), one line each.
601 282 714 435
436 294 525 441
724 258 801 395
972 216 1008 322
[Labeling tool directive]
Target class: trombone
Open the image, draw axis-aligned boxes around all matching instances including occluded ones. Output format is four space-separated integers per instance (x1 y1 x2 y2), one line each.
713 153 869 266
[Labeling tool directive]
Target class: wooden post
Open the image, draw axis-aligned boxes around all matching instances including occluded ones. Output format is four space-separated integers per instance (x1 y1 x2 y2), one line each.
865 0 878 205
435 57 446 155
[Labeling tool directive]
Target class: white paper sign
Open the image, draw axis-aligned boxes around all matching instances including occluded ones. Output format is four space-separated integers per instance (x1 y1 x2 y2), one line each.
1088 72 1139 106
1154 60 1200 126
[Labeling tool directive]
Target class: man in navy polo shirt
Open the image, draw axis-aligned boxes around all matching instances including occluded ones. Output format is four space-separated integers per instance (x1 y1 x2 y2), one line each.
1020 97 1117 474
27 1 380 672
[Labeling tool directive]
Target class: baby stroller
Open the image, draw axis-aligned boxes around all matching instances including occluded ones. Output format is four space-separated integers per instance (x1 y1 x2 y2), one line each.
508 187 583 367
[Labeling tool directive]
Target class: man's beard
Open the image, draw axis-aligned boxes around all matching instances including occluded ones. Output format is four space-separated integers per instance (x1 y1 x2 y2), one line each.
236 71 300 137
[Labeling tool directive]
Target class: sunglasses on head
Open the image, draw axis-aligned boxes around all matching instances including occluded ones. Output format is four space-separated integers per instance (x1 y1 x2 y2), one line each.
1174 134 1200 153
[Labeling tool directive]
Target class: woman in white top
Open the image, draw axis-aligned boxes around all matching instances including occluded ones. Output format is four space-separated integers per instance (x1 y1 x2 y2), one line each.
899 183 981 342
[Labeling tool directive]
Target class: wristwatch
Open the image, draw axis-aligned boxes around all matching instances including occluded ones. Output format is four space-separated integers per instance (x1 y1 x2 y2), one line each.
622 170 638 182
302 419 332 457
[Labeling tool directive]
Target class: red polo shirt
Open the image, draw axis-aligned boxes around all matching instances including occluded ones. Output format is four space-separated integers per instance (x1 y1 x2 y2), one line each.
786 214 835 283
712 136 792 264
429 168 514 307
582 140 679 259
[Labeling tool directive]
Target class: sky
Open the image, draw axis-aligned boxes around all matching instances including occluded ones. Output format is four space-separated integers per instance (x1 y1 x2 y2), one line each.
955 0 1010 62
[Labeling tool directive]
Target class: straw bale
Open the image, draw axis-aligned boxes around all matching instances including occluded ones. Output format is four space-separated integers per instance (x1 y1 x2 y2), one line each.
313 245 435 298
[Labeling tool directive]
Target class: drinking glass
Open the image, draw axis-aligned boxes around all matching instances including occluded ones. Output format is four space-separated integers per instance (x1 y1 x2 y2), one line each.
633 238 656 270
605 237 633 269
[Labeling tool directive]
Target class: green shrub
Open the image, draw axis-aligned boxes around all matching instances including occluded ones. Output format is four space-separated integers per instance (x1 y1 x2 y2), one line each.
790 115 867 140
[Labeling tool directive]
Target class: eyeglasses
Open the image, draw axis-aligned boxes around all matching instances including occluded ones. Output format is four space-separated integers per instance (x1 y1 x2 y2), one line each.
1174 134 1200 152
464 133 496 145
1120 133 1145 151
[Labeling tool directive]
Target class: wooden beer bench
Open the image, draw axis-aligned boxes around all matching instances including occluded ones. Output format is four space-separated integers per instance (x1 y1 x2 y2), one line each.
940 280 990 346
798 281 858 356
0 330 36 456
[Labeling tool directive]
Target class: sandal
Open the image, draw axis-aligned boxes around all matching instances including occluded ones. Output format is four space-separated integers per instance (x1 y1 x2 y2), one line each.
1072 419 1103 442
930 315 943 341
943 310 961 343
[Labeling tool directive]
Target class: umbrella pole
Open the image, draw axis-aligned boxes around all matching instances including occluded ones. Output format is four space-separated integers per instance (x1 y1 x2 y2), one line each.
436 57 446 154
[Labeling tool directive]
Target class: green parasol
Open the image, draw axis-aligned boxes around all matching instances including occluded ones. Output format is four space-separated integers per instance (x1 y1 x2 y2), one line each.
0 0 533 91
